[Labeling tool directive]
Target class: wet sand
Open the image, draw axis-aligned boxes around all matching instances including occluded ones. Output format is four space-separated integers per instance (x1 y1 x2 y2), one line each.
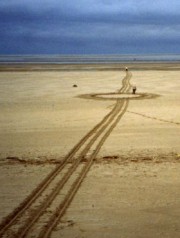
0 63 179 237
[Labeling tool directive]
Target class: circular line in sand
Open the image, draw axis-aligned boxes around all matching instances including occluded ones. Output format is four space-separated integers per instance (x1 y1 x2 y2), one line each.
78 92 159 101
98 93 140 99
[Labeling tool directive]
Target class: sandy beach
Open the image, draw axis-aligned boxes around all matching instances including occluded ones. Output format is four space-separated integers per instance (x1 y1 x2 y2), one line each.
0 63 179 237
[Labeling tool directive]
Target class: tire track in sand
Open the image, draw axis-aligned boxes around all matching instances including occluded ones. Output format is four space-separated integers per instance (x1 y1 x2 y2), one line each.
0 71 132 238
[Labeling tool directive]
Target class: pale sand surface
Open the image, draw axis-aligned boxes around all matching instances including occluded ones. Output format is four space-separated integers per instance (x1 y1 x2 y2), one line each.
0 64 179 237
54 161 180 238
0 69 179 159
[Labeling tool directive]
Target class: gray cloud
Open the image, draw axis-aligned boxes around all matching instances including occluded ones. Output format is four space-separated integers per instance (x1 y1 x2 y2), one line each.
0 0 180 54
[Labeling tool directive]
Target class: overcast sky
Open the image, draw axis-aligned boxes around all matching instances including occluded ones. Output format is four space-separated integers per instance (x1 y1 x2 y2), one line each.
0 0 180 54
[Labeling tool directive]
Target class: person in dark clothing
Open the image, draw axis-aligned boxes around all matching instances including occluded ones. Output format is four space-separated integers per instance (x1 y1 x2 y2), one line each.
132 86 137 94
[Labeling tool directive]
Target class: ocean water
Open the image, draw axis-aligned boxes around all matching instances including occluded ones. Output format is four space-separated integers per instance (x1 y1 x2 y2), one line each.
0 54 180 64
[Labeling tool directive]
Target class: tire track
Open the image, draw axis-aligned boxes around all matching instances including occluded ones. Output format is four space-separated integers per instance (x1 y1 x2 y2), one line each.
0 71 132 238
38 100 129 238
37 74 132 238
16 100 124 238
0 81 122 236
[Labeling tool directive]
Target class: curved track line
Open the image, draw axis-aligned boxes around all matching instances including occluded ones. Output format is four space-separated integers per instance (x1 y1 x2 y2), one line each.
38 100 129 238
0 80 123 235
16 72 132 238
16 101 124 237
38 75 132 238
0 71 132 238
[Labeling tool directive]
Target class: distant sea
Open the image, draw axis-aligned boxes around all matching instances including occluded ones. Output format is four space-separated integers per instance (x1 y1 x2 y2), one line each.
0 54 180 64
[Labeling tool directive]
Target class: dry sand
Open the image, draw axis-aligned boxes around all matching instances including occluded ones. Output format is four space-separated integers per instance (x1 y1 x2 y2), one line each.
0 64 179 237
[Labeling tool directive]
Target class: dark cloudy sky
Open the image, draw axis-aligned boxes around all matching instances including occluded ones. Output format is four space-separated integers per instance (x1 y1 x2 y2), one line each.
0 0 180 54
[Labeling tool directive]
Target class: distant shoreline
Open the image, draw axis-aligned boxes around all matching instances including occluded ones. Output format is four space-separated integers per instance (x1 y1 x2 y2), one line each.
1 62 180 71
1 54 180 65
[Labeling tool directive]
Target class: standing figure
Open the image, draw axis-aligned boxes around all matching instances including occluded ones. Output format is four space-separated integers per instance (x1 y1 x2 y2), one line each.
125 67 128 71
132 86 137 94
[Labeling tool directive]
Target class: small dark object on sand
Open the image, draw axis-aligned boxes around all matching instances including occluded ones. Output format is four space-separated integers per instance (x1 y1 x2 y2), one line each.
6 156 19 160
73 84 78 88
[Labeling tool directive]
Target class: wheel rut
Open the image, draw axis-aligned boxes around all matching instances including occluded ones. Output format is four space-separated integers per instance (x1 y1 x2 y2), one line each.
0 71 132 238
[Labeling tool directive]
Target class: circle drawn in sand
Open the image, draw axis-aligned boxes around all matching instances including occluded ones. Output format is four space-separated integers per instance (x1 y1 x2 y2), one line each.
78 92 159 101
